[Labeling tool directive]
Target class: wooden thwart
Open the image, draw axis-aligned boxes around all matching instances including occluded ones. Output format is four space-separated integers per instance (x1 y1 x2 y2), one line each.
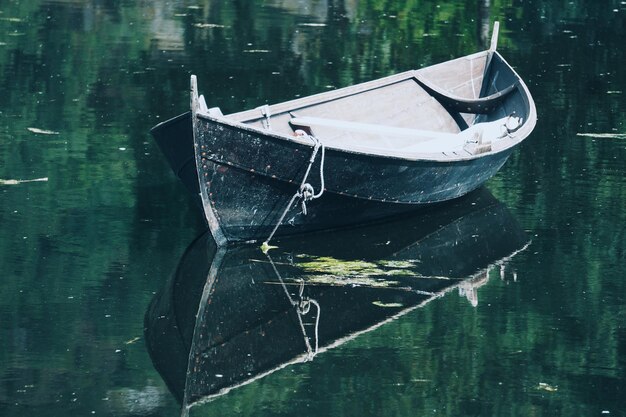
289 115 520 153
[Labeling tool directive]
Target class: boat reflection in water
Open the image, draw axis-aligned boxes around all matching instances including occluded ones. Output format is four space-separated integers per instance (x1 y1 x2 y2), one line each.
144 188 529 415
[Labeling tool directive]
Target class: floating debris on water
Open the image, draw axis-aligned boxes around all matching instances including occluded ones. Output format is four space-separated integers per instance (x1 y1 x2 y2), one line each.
372 301 403 308
125 337 141 345
298 23 326 27
296 256 417 280
576 133 626 139
193 23 225 28
27 127 59 135
537 382 558 392
243 49 271 53
301 274 399 288
299 257 386 277
0 177 48 185
378 260 417 269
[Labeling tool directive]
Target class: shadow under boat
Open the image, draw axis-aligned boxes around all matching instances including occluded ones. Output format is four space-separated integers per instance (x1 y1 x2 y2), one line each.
144 188 529 413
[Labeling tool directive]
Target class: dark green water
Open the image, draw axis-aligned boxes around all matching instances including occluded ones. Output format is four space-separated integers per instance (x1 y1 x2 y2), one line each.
1 1 625 416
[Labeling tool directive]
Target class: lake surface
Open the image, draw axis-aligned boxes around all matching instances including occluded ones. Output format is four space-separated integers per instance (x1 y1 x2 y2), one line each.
1 1 625 416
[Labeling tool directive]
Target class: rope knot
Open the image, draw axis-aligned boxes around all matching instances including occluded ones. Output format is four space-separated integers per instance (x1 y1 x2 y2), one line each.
299 183 315 214
299 183 315 200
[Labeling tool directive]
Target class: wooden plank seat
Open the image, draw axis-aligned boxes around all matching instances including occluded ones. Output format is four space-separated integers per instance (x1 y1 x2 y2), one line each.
289 115 521 154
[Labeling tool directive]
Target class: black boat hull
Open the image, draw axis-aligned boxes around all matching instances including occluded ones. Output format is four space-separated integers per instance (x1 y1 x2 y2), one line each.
152 112 515 243
193 117 515 243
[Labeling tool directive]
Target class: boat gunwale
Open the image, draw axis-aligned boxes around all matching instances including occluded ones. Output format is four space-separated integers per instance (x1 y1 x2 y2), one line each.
195 50 536 163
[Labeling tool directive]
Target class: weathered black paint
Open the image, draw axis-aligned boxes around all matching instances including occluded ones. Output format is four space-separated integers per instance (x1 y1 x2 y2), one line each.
192 116 516 242
152 112 517 242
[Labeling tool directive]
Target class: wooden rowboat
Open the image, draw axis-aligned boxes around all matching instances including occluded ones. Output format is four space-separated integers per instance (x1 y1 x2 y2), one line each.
151 22 536 246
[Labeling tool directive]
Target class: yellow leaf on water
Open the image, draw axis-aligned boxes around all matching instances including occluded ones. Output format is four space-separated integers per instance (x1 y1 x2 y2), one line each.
260 242 277 254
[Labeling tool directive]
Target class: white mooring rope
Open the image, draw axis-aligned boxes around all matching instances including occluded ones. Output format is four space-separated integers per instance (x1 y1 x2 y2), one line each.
262 133 325 251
